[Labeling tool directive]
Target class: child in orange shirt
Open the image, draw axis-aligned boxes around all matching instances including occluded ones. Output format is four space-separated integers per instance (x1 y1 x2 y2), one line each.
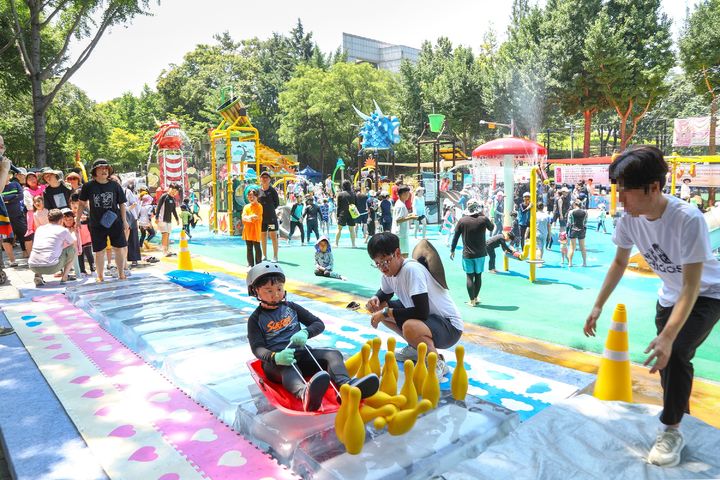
242 188 263 266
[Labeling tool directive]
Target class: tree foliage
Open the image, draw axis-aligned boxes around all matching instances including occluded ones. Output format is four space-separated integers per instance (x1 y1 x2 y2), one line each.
1 0 152 167
584 0 673 149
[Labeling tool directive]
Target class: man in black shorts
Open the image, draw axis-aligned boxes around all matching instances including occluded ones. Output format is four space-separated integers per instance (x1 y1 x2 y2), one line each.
76 159 129 282
365 232 463 378
258 170 280 262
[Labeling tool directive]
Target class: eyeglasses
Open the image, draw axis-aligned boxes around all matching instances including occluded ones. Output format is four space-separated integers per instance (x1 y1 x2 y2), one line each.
371 255 394 269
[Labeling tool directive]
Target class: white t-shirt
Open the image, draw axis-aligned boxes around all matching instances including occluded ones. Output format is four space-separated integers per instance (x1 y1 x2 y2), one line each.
380 259 464 331
613 195 720 307
28 223 75 267
391 200 409 237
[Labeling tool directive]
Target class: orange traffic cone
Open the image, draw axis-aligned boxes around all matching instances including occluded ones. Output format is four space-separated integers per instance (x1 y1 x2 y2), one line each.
594 304 632 402
178 230 193 271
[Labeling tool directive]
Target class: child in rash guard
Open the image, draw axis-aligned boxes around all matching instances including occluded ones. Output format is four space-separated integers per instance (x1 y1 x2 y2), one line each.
246 261 378 411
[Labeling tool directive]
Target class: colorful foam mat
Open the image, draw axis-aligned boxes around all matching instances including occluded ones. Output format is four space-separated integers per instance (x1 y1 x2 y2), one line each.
2 294 297 480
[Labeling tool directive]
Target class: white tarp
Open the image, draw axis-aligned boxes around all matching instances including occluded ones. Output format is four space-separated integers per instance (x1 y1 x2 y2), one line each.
441 394 720 480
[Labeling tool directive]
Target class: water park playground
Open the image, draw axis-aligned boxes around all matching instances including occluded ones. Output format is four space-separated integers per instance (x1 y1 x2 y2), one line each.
1 217 719 480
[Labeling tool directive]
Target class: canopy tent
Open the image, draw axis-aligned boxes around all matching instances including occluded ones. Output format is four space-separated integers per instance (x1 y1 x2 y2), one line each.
297 166 323 181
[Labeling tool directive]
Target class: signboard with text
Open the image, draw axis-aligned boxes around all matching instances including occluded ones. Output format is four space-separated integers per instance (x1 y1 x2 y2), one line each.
553 165 609 186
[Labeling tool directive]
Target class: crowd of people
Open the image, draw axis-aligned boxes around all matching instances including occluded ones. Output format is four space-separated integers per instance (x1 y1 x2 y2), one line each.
0 137 204 285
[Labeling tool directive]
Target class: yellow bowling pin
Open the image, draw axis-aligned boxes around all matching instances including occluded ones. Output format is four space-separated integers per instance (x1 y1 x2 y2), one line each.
357 343 372 378
400 360 418 410
373 416 387 430
387 337 399 379
345 351 362 377
363 391 407 409
369 337 382 377
451 345 468 401
387 399 432 436
342 387 365 455
334 384 351 444
379 352 398 396
413 342 428 394
359 404 397 424
422 352 440 408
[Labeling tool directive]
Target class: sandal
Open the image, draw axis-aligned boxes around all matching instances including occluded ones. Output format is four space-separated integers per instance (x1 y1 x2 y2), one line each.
34 277 45 287
346 301 360 311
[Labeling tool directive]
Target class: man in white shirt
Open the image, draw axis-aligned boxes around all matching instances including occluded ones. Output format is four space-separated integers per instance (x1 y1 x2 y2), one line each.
584 146 720 468
365 232 463 378
28 208 77 286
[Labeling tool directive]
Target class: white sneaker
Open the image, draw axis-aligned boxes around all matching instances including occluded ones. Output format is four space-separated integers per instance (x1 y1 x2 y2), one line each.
436 354 450 377
395 345 418 362
647 428 684 467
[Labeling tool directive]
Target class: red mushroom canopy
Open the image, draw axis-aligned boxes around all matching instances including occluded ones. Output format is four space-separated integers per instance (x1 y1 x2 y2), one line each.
472 137 547 158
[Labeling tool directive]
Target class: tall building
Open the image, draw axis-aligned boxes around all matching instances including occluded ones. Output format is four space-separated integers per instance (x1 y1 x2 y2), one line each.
342 33 420 73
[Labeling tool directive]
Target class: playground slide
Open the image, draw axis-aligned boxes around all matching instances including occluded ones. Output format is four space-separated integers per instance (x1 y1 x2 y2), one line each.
705 208 720 251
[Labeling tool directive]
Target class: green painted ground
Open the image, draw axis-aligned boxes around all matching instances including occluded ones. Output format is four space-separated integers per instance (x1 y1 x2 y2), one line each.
183 221 720 382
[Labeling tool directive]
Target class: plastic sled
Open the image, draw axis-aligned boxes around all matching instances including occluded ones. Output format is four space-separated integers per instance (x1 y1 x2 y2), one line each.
247 359 341 416
166 270 216 288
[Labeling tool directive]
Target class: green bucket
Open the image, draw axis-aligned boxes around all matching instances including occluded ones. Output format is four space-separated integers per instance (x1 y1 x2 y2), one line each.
428 114 445 133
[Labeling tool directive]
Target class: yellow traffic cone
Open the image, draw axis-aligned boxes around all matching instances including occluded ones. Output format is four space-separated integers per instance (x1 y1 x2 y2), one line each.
594 304 632 402
177 230 193 271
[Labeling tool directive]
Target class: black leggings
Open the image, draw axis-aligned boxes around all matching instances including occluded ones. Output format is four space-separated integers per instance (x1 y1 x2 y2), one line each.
655 296 720 425
289 221 304 242
466 273 482 300
78 245 95 273
246 240 262 266
519 225 529 248
306 222 320 242
139 226 156 244
262 347 351 399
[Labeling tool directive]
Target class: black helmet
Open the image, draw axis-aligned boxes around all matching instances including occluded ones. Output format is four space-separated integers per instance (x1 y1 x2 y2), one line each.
246 261 285 297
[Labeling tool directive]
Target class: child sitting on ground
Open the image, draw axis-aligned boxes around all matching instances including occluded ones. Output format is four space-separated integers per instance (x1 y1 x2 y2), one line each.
314 236 345 280
246 261 379 411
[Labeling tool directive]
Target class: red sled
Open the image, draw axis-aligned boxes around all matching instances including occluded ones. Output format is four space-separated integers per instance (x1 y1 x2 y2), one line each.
247 359 341 416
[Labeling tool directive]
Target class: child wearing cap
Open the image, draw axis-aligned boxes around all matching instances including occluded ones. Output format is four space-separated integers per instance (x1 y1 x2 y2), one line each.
391 185 416 257
318 198 330 237
179 204 193 240
302 195 321 243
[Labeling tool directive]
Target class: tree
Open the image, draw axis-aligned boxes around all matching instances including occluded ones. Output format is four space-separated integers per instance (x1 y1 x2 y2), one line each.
544 0 604 157
494 5 552 139
584 0 674 150
1 0 151 167
679 0 720 155
278 63 397 174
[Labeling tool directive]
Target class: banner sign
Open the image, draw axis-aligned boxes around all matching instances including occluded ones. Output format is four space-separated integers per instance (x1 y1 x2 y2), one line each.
553 165 609 186
673 117 720 147
231 141 256 163
471 166 534 184
672 165 720 187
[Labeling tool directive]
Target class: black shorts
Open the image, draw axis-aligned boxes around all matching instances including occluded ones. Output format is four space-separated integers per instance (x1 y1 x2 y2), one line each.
568 228 586 240
338 212 355 227
90 221 127 253
262 219 279 233
388 300 463 349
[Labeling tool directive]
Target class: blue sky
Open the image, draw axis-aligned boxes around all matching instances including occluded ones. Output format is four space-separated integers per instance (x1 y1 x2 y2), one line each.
68 0 689 102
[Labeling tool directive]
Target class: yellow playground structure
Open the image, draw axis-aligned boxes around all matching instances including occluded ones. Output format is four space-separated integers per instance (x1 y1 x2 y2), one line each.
210 94 297 235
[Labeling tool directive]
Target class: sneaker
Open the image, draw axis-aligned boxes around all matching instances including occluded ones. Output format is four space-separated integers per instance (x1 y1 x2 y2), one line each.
0 327 15 336
395 345 418 362
436 354 450 378
349 374 380 399
648 428 684 467
302 371 331 412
